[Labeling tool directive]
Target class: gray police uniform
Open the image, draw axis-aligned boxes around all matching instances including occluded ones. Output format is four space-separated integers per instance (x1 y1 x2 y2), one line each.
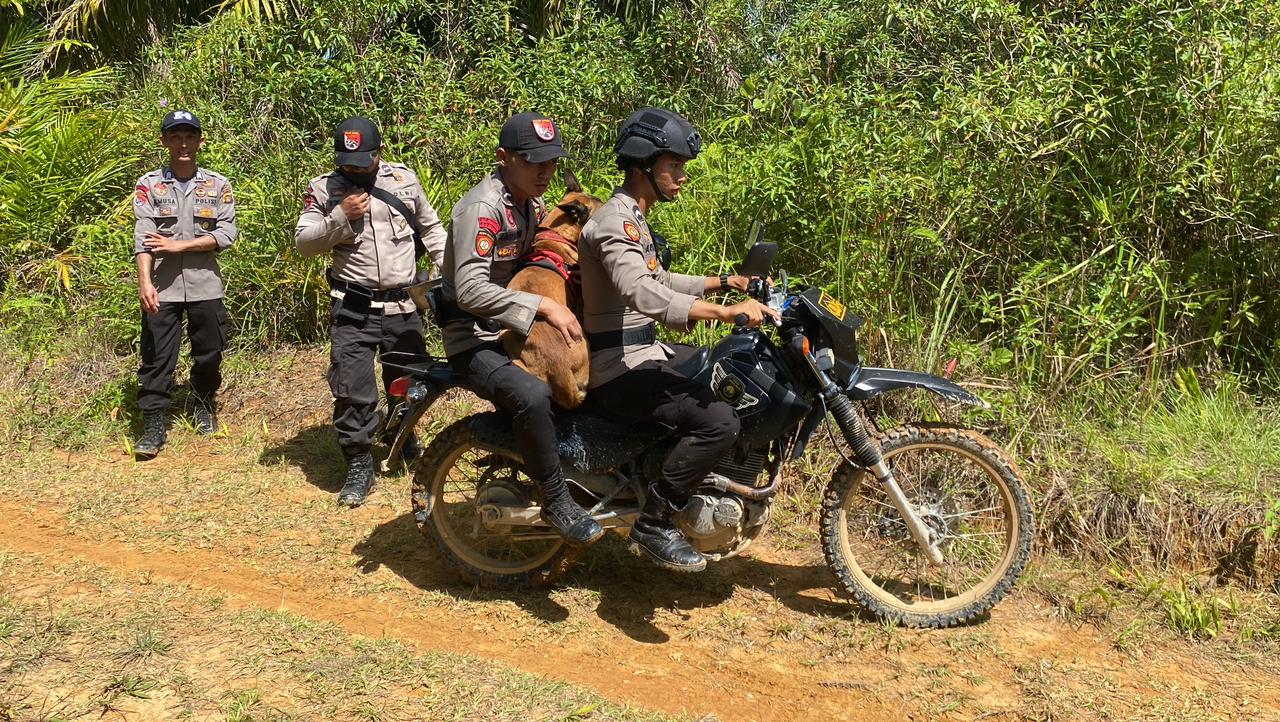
295 161 447 452
133 167 237 412
578 188 740 499
440 170 559 481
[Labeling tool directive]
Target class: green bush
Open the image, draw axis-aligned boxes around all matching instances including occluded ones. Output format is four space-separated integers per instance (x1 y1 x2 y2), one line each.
3 0 1280 385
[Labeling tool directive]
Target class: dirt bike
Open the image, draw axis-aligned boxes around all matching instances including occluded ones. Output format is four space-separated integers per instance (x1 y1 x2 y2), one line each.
381 222 1034 628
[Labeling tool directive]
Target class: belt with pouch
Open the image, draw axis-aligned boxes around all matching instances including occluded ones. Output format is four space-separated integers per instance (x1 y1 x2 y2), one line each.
586 323 656 349
328 273 411 303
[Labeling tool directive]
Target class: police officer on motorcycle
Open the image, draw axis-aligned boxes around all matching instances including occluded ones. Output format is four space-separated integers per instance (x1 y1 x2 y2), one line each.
438 112 605 547
578 108 778 572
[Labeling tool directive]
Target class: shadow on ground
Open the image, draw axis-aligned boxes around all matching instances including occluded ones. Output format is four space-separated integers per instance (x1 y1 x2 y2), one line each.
352 511 860 644
258 423 345 493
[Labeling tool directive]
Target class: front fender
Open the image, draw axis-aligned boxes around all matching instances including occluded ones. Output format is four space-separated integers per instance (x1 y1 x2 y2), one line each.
847 367 987 407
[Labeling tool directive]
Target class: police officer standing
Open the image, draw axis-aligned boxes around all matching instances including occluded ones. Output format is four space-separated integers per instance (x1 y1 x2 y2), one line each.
579 108 777 571
295 116 447 507
439 112 603 546
132 109 237 459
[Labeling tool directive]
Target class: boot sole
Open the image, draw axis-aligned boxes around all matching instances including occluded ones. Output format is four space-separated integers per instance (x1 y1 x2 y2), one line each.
628 541 707 573
133 445 162 459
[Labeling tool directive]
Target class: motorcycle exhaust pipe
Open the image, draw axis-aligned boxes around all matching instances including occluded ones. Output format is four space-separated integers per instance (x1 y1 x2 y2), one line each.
709 467 781 501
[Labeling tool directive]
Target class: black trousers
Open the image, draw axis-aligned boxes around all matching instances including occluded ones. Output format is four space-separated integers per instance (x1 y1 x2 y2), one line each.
449 343 559 482
329 301 426 453
589 359 740 499
138 298 228 413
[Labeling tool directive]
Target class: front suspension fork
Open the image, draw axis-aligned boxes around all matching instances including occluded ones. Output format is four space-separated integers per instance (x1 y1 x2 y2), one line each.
826 392 944 565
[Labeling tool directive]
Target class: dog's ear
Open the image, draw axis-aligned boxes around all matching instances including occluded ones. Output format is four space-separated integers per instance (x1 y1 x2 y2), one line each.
563 168 582 193
557 199 591 226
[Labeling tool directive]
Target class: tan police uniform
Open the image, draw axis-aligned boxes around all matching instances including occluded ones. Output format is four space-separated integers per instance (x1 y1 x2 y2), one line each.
133 167 237 301
439 169 563 481
133 166 237 414
440 170 544 355
578 187 707 388
296 161 446 313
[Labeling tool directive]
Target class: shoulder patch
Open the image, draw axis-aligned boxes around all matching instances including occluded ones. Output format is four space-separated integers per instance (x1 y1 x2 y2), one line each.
476 215 500 258
134 184 149 205
622 221 641 242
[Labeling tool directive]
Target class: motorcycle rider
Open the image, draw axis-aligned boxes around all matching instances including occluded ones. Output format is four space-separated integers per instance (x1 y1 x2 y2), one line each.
578 107 778 572
438 112 604 547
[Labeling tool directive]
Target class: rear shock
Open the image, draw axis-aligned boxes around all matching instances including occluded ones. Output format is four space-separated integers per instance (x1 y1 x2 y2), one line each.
826 391 944 565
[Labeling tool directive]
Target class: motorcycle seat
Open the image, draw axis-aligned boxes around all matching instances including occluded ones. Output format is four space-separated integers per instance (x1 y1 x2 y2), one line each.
469 409 672 474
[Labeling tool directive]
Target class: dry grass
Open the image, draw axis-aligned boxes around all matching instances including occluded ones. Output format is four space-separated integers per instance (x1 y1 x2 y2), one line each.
0 552 676 722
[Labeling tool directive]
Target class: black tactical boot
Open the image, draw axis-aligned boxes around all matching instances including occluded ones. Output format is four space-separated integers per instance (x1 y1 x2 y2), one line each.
337 450 375 507
629 485 706 572
193 395 217 435
134 411 166 459
538 469 604 546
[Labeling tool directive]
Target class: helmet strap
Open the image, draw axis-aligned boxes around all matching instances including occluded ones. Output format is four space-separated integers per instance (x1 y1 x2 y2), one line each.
644 165 674 203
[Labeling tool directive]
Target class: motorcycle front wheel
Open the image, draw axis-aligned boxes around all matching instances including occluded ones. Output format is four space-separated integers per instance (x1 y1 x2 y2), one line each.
412 418 571 588
820 423 1034 628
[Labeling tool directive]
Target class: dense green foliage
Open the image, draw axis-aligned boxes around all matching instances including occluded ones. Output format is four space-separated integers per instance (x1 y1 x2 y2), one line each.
4 0 1279 388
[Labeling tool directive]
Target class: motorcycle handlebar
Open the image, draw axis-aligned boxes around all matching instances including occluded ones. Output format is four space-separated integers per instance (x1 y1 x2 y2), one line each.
733 313 749 327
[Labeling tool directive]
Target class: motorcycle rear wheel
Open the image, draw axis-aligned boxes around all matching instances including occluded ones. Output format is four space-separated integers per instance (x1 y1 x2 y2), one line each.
412 418 572 588
820 423 1034 628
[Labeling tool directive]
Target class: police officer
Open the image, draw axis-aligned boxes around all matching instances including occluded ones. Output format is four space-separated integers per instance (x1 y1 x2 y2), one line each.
578 107 777 571
439 112 603 546
132 109 237 459
295 116 447 507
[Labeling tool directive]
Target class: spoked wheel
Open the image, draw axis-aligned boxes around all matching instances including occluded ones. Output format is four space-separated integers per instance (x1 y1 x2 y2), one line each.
412 418 571 588
821 423 1034 628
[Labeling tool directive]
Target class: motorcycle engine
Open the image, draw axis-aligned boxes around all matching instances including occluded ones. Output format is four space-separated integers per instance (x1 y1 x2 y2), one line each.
674 491 769 559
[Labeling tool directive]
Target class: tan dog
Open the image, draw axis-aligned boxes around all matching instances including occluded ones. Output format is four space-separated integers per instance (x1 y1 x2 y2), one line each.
502 171 604 409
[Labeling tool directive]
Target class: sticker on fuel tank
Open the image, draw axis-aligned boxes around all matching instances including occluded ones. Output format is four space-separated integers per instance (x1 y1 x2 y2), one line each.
711 362 760 411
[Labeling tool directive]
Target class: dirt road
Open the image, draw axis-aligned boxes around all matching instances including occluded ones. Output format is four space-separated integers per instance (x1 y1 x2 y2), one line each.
2 359 1276 721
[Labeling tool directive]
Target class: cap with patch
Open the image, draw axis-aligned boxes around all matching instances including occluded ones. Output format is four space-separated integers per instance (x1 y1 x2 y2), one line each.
161 109 201 132
498 112 568 164
334 116 382 167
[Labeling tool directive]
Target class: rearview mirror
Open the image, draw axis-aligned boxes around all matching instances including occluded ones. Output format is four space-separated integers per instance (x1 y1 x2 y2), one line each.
738 228 777 278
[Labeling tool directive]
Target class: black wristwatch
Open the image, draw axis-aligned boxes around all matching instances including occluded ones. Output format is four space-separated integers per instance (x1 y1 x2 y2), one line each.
719 273 731 292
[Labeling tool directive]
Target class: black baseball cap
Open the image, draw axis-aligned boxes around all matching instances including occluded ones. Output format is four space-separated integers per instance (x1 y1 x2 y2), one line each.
498 112 568 163
161 109 201 132
334 116 382 167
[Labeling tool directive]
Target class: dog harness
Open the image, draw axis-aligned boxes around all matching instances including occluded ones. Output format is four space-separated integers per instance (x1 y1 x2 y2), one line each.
521 229 579 285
